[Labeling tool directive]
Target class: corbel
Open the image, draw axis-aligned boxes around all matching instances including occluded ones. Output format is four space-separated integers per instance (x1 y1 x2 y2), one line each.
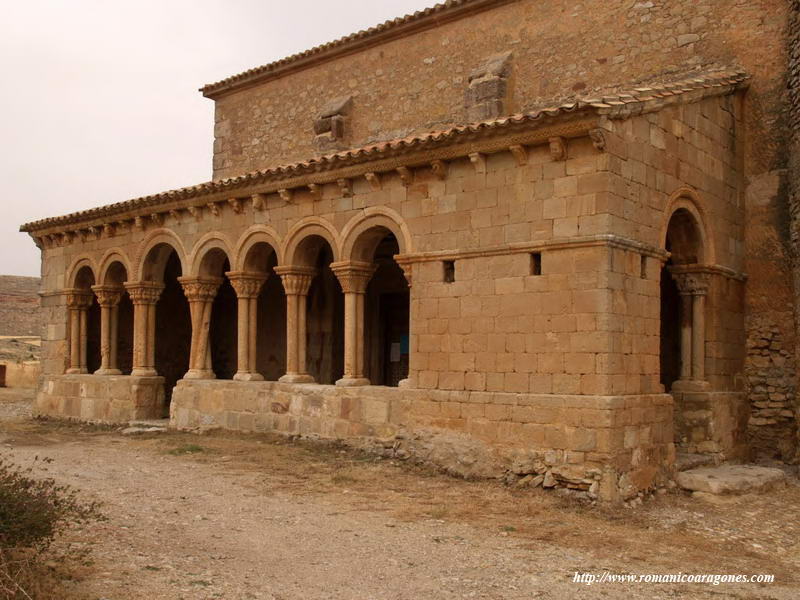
278 188 293 203
364 172 381 191
169 209 181 223
228 198 243 214
431 159 448 180
134 216 145 230
549 136 567 161
396 166 413 187
150 213 164 227
187 205 201 219
589 129 606 151
103 223 116 238
251 193 266 211
62 231 75 245
207 202 220 217
337 178 353 197
308 184 323 200
469 152 486 175
509 144 528 166
87 225 98 238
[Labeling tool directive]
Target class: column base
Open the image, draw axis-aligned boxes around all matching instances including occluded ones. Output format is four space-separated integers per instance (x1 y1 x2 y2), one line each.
398 378 412 389
335 377 371 387
94 368 122 376
233 372 264 382
66 368 88 375
131 368 158 377
671 379 711 393
184 369 217 380
278 373 315 384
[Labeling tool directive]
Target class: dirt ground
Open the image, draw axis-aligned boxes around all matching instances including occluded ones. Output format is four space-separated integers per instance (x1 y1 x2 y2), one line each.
1 388 798 600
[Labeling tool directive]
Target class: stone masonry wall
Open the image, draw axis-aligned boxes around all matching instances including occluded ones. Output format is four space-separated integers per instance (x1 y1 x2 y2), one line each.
170 379 674 502
0 276 41 337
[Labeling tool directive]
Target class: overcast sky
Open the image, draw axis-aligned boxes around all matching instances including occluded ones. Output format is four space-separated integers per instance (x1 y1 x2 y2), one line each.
0 0 435 277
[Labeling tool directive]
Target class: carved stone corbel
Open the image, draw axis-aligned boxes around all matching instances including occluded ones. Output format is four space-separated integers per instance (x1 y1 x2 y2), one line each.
228 198 243 214
396 166 413 186
251 194 266 211
150 213 164 227
169 209 181 224
589 129 606 152
278 188 293 203
431 159 448 180
103 223 115 238
308 184 323 200
469 152 486 175
364 172 381 191
187 205 201 219
549 136 567 161
509 144 528 166
207 202 220 217
337 178 353 197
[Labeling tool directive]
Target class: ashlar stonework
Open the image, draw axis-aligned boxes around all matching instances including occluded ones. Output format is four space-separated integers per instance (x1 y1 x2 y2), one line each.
21 0 800 502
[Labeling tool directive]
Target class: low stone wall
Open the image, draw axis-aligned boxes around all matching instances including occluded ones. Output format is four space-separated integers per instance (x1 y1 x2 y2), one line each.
673 390 749 461
1 361 41 388
172 379 674 502
34 374 165 423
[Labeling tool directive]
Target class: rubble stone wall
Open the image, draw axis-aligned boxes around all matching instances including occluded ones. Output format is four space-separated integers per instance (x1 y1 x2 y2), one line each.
0 276 41 337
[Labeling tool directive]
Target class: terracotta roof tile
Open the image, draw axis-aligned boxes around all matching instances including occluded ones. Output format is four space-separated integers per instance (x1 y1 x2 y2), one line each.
21 66 748 234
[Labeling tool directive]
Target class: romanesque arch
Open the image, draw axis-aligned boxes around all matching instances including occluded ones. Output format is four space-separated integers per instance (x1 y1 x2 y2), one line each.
230 226 286 381
64 261 101 375
339 209 412 386
134 229 188 283
659 188 711 395
93 255 134 375
281 217 342 267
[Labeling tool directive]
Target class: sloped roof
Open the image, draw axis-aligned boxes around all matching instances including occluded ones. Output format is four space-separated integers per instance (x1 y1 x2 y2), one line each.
20 67 748 234
200 0 515 99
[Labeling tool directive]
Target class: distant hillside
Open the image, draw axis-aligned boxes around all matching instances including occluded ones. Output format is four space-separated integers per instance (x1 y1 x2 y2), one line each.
0 275 41 336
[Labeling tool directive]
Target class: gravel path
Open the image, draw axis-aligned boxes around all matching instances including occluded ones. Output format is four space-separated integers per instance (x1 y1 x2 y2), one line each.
1 389 798 599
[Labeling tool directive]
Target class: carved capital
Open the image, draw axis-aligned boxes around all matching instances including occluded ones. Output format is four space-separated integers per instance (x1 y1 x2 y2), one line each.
178 277 222 302
329 261 376 294
274 266 317 296
91 285 123 307
124 282 165 305
226 271 267 299
64 289 94 310
670 269 710 296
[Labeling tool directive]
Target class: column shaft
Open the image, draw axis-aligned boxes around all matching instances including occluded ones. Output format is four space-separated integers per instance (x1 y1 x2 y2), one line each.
67 308 81 374
275 267 316 384
679 293 693 380
692 293 706 381
179 277 221 380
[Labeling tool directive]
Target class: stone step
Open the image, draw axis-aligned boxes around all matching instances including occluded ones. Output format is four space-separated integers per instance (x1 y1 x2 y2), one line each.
676 464 786 496
122 419 170 435
675 452 715 472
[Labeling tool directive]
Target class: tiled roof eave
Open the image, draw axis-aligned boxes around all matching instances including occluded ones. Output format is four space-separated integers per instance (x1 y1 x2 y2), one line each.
19 66 749 236
20 108 596 235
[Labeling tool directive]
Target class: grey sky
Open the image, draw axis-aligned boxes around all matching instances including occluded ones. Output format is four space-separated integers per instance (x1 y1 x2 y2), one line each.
1 0 435 277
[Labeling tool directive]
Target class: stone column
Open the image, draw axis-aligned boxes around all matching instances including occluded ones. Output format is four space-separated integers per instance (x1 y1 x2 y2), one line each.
671 269 710 385
398 260 413 388
274 266 316 383
330 261 376 387
124 283 164 377
65 289 93 374
178 277 222 380
227 271 267 381
91 285 124 375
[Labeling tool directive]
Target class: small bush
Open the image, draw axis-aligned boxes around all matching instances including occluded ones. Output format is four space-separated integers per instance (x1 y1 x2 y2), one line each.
0 455 102 599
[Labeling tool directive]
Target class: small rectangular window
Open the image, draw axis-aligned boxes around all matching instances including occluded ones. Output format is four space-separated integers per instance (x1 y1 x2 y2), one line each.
443 260 455 283
640 255 647 279
530 252 542 276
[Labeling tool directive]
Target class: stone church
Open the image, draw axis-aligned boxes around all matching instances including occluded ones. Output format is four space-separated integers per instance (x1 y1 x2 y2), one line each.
21 0 800 501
